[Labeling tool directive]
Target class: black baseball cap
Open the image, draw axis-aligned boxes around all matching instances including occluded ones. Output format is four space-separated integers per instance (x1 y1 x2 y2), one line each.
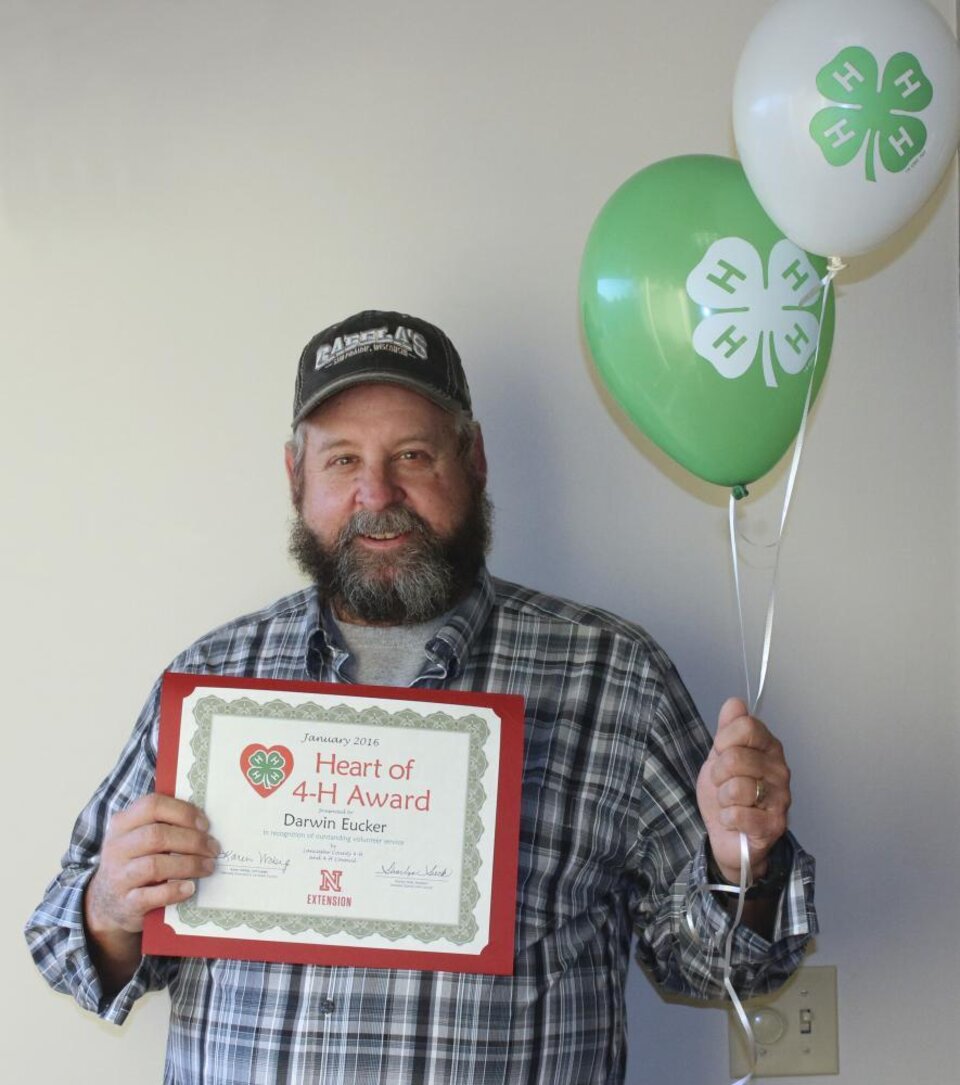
293 310 472 426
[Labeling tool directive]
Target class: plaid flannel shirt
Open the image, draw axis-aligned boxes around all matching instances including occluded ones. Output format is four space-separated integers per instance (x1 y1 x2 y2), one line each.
26 569 816 1084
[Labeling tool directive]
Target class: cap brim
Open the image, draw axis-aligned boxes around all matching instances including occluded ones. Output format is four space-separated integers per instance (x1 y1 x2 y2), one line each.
293 370 465 427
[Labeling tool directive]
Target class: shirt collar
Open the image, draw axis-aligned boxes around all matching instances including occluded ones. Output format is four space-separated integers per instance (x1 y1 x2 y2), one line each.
305 566 495 683
424 565 494 680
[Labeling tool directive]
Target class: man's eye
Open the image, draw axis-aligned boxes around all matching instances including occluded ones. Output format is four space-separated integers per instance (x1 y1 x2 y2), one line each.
397 450 427 462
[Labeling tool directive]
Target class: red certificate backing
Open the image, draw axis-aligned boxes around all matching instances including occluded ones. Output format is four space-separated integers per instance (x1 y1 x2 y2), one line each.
143 672 524 975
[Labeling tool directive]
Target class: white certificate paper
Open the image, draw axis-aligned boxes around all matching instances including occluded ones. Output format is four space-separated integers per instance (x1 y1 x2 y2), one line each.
143 673 524 975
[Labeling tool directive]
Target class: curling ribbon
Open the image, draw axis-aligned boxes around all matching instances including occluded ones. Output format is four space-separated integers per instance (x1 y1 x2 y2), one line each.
718 257 843 1084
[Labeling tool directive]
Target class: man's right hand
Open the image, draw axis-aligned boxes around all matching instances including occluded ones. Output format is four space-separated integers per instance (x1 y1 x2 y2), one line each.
83 794 219 992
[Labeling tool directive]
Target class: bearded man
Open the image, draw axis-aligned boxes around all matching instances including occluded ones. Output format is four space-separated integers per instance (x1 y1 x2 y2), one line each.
27 310 816 1085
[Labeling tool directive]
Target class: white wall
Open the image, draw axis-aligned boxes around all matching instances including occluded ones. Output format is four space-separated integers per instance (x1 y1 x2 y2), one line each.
4 2 958 1082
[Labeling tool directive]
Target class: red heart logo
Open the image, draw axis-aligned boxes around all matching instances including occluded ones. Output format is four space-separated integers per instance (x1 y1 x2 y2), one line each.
240 743 294 798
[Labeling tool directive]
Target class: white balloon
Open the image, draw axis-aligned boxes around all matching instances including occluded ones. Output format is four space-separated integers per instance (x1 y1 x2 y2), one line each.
734 0 960 257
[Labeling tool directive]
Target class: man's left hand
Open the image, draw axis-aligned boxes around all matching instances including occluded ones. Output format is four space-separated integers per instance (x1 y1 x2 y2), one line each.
696 697 791 885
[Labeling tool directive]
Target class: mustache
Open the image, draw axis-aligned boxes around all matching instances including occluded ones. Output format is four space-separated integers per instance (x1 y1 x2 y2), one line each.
337 505 433 545
288 481 493 624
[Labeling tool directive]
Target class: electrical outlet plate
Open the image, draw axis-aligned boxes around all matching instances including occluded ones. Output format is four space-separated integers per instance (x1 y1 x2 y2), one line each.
729 965 839 1078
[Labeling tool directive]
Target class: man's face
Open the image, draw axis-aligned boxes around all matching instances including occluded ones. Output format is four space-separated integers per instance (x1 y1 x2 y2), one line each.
286 383 490 625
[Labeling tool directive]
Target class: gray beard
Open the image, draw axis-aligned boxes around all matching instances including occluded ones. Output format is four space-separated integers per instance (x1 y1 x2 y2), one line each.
288 488 492 625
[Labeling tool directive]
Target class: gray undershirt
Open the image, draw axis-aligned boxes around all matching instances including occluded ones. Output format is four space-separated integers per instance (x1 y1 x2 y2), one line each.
334 616 446 687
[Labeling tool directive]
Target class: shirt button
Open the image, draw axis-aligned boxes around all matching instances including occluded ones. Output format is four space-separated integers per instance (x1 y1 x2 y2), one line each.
319 998 336 1014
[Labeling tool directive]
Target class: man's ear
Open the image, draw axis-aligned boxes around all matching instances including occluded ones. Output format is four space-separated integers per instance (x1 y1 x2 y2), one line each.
471 425 488 484
284 442 300 505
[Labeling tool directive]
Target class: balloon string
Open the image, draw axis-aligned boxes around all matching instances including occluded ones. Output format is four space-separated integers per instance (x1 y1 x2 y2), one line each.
689 835 755 1084
718 834 755 1085
730 497 754 711
732 257 842 715
719 257 843 1085
798 255 846 308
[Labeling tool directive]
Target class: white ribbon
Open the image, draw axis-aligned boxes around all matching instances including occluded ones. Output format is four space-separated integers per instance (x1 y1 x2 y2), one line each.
708 833 754 1085
731 255 844 715
715 256 843 1085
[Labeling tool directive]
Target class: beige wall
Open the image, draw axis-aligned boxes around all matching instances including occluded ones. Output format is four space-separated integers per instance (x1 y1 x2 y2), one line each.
4 2 958 1081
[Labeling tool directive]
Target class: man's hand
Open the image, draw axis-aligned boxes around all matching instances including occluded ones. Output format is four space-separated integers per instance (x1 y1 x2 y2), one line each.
696 697 790 885
83 794 219 992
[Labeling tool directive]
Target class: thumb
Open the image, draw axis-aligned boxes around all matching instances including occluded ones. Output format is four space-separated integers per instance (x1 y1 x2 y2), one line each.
717 696 748 732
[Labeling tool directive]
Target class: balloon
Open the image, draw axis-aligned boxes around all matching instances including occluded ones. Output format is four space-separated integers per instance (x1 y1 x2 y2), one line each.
734 0 960 257
579 156 835 489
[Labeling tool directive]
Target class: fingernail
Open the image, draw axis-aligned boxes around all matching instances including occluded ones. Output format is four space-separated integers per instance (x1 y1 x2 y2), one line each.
202 858 216 874
196 814 210 832
208 837 221 855
181 880 196 897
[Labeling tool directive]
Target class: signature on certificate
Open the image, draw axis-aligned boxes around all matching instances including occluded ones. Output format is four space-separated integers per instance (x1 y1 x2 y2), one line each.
219 849 291 875
377 861 452 880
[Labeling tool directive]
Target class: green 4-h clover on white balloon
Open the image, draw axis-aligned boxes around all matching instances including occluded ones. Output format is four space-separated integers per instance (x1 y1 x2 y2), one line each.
810 46 932 183
735 0 960 257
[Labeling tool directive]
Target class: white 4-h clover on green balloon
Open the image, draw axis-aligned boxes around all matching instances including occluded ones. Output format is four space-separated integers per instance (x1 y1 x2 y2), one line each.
579 156 835 490
734 0 960 257
687 238 825 390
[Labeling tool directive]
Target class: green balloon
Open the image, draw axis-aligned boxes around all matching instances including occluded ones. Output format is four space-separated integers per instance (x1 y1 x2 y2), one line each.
580 155 835 489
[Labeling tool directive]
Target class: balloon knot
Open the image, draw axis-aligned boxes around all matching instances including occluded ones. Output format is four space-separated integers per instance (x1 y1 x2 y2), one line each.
732 484 750 501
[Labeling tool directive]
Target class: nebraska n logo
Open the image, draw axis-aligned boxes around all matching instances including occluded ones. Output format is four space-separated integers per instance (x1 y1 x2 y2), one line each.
318 870 344 893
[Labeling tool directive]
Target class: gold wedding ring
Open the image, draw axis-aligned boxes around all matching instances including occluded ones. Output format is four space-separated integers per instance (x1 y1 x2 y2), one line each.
754 778 767 807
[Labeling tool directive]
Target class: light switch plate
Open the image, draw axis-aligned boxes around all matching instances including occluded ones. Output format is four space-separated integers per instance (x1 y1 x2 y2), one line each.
729 965 839 1077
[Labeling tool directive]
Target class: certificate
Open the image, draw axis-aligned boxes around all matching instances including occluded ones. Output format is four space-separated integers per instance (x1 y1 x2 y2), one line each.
142 672 524 975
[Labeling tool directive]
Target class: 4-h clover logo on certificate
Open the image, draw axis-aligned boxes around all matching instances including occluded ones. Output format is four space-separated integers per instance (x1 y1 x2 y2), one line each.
810 47 933 182
685 237 823 389
240 743 293 798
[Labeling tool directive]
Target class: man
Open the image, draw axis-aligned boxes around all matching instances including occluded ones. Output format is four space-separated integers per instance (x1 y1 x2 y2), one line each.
27 310 816 1084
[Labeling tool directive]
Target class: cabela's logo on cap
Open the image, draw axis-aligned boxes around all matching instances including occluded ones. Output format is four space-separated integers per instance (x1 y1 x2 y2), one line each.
315 325 429 370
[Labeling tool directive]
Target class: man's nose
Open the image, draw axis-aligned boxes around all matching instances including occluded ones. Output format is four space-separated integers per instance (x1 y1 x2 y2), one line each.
356 463 404 511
